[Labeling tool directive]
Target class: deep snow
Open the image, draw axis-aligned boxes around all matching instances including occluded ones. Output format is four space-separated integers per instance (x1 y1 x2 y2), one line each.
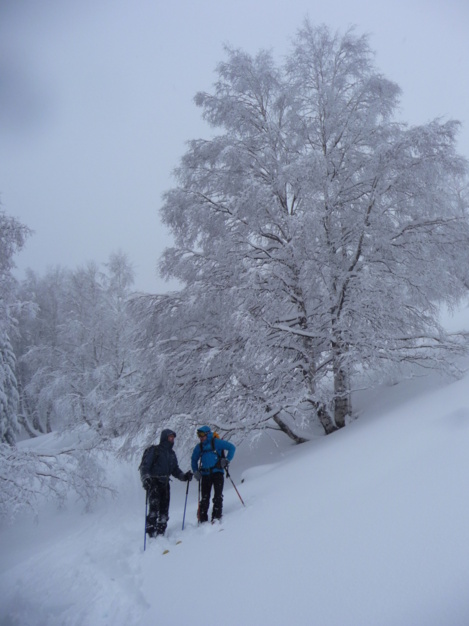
1 306 469 626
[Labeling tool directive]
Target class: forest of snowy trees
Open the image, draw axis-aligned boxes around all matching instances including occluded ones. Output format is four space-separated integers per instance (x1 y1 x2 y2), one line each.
1 23 469 521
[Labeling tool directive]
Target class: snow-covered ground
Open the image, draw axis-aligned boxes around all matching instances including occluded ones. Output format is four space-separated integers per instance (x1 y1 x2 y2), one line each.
1 305 469 626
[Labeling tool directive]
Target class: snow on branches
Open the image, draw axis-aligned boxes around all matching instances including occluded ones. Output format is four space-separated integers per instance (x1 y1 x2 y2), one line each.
145 22 469 441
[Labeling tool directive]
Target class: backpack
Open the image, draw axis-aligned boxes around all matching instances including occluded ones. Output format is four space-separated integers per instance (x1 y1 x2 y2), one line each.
199 432 225 469
139 444 160 478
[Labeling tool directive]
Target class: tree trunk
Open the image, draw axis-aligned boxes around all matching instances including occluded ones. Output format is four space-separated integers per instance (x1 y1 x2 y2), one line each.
333 357 351 430
273 414 309 444
313 401 339 435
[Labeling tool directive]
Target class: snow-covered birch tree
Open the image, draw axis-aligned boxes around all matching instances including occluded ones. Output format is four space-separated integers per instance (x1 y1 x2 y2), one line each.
142 23 469 441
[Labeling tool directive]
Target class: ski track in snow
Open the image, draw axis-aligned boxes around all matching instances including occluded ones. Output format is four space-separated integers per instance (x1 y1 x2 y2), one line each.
0 507 150 625
0 467 251 626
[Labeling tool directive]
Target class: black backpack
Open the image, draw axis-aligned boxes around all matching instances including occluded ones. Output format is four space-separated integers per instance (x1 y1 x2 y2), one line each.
139 444 160 478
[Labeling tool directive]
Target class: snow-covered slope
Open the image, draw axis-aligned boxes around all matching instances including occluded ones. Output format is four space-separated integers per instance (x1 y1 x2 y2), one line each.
1 310 469 626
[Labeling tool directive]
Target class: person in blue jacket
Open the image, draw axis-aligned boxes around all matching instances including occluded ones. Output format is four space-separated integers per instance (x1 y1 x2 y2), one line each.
191 425 236 523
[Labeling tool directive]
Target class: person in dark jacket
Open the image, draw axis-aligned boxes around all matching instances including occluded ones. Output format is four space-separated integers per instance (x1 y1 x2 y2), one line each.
140 428 192 537
191 425 236 523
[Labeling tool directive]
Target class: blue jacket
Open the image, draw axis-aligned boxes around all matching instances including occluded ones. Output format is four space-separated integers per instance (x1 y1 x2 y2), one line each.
191 431 236 475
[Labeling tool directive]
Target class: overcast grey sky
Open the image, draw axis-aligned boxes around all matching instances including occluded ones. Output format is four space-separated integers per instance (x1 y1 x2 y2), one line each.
1 0 468 293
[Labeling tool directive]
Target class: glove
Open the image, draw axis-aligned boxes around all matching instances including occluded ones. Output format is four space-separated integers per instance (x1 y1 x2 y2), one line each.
183 471 193 482
219 458 229 469
194 471 201 481
142 476 152 491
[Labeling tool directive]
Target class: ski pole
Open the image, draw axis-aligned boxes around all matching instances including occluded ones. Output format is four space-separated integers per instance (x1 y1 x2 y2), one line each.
182 479 190 530
197 479 201 524
144 490 148 551
225 467 245 507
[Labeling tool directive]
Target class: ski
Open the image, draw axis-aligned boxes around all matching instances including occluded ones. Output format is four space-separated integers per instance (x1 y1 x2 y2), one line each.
162 540 182 555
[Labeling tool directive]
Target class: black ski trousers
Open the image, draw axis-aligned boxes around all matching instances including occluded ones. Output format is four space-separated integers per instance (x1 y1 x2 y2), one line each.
146 478 170 536
199 472 224 522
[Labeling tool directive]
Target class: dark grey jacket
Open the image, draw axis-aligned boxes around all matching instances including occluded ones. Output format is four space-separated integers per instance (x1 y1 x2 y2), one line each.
140 429 185 483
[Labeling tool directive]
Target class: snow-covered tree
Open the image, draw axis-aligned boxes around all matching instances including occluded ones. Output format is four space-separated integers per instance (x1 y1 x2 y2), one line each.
3 254 137 522
144 23 469 441
0 209 30 444
95 251 140 439
14 267 68 436
0 437 111 522
0 331 19 445
15 253 138 440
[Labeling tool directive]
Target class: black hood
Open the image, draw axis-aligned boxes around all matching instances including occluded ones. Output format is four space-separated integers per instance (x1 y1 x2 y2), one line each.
160 429 176 448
